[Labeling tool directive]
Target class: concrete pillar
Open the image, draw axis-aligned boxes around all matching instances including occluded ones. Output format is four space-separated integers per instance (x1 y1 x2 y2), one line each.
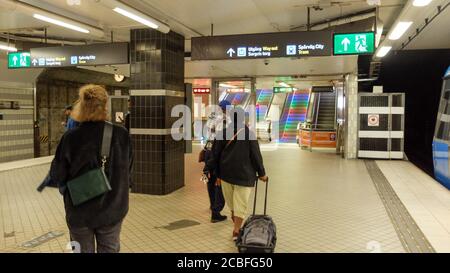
344 74 358 159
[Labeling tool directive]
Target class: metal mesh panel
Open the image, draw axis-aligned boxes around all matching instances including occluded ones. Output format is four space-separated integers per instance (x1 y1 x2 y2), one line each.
392 114 402 131
392 94 403 107
391 138 402 151
359 138 388 151
360 95 389 107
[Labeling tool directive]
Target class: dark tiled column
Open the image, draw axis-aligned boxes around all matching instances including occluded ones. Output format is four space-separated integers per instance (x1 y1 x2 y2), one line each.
129 29 185 195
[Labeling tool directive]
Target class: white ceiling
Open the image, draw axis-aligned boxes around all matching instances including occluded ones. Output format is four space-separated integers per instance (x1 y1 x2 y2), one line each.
185 55 358 78
0 0 406 43
404 1 450 50
0 0 448 79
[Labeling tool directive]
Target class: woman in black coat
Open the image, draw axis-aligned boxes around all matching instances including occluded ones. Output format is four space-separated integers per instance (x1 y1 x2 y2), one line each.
50 84 133 253
208 107 268 240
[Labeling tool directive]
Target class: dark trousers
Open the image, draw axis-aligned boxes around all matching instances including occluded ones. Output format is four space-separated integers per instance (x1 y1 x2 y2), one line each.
207 173 225 215
68 220 122 253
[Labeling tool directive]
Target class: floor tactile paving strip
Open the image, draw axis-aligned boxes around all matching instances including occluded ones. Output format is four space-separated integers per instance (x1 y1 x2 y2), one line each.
365 160 435 253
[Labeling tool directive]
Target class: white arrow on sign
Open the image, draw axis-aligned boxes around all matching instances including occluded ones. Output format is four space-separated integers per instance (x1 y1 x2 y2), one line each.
12 56 18 65
341 37 351 51
32 59 38 66
227 48 235 57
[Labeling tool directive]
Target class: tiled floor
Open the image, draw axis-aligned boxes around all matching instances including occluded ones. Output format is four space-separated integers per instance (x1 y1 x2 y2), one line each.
0 144 407 253
376 160 450 253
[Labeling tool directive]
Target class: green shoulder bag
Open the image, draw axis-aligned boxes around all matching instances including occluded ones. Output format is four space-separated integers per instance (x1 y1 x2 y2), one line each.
67 122 113 206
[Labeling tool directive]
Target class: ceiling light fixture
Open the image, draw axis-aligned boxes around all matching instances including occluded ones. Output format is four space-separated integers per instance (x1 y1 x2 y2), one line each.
0 45 17 52
0 0 104 37
0 41 17 52
219 83 237 88
389 21 413 40
105 0 170 33
376 46 392 58
279 82 291 88
413 0 433 7
33 13 89 33
113 7 158 29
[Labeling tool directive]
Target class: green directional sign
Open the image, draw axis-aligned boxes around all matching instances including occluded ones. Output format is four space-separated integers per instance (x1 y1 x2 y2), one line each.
273 87 295 93
8 52 31 69
333 32 375 55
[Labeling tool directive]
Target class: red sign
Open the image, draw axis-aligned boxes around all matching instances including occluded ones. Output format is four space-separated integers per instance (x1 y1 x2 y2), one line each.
193 88 210 94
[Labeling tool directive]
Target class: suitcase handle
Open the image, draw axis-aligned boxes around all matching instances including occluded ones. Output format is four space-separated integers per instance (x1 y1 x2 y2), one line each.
253 177 268 216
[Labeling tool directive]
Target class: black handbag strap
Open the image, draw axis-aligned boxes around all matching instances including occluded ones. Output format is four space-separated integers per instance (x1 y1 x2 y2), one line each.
101 121 113 168
253 177 268 216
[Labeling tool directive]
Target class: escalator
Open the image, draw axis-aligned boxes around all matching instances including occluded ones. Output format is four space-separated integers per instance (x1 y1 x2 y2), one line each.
315 92 336 130
279 90 310 142
298 89 337 149
222 92 250 107
307 91 336 130
255 89 273 122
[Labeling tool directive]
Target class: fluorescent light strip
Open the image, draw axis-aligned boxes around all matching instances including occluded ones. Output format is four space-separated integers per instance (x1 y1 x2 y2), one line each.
279 82 291 88
413 0 433 7
389 21 413 40
219 83 237 88
0 43 17 52
33 14 89 33
376 46 392 58
113 7 158 29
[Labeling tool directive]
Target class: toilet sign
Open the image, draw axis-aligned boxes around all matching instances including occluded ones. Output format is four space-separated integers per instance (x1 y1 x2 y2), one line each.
368 114 379 127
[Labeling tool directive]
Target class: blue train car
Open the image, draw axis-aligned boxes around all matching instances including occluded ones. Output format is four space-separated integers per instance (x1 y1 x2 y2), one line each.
432 66 450 189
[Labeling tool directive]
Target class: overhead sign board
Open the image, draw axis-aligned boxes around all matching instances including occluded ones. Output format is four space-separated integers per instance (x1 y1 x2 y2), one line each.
333 32 375 55
273 87 295 93
8 52 31 69
312 86 334 92
193 88 210 94
191 30 332 60
28 42 129 68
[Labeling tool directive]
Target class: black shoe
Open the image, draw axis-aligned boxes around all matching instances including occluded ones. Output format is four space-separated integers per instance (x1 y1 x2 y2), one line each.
211 214 227 223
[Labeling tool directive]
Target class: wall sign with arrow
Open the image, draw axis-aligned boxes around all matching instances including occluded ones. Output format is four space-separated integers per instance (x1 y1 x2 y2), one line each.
333 32 375 55
7 52 31 69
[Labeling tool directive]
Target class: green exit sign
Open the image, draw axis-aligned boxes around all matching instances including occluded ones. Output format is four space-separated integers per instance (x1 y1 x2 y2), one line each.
8 52 31 69
273 87 294 93
333 32 375 55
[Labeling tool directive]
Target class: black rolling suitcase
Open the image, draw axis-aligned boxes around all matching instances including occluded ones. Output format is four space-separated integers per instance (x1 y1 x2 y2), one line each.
236 178 276 253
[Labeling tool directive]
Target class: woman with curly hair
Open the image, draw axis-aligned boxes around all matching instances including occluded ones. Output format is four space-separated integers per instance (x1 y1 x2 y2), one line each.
50 84 133 253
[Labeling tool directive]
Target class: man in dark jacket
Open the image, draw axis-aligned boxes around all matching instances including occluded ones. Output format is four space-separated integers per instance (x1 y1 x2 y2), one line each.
207 107 268 240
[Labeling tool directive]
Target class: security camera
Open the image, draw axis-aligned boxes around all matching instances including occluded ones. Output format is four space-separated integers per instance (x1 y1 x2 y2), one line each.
264 59 269 66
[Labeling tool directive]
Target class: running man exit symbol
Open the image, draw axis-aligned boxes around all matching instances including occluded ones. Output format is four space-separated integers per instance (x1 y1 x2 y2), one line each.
355 34 368 52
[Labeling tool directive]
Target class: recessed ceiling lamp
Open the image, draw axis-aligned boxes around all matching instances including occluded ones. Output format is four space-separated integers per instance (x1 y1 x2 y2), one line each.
389 21 413 40
0 41 17 52
413 0 433 7
376 46 392 58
